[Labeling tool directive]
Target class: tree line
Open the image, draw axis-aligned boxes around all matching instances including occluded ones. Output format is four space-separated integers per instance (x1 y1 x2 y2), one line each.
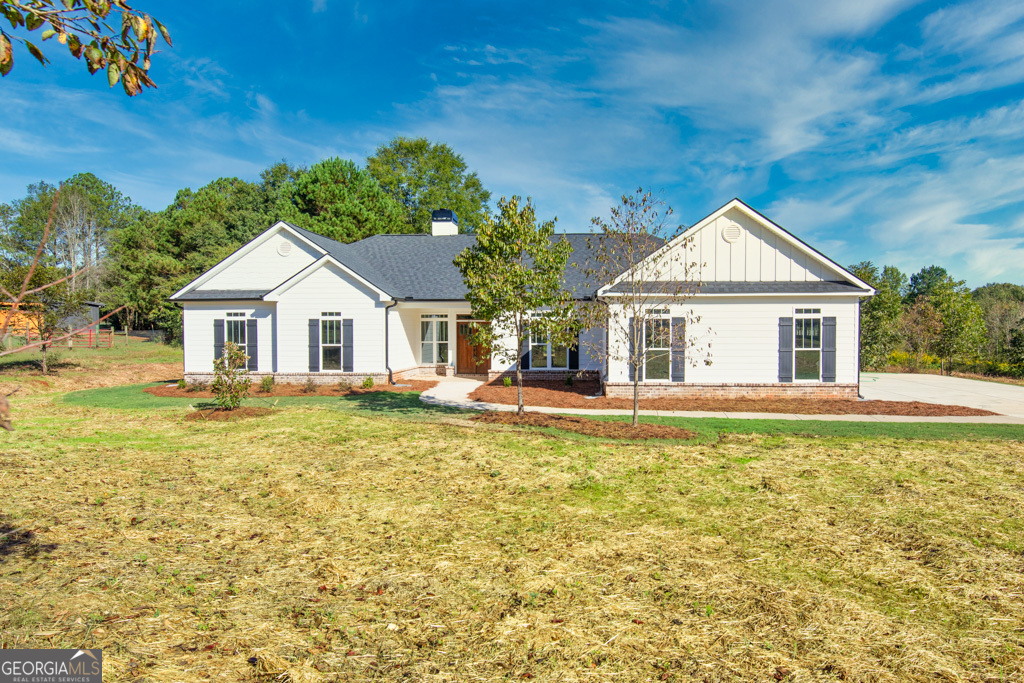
3 137 1024 379
851 262 1024 375
0 137 491 342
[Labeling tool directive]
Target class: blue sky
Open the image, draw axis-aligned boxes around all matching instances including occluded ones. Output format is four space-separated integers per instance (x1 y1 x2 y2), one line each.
4 0 1024 286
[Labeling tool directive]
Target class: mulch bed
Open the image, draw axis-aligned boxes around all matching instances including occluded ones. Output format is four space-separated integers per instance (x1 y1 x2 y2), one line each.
469 380 998 416
184 407 274 422
474 411 697 440
146 379 438 399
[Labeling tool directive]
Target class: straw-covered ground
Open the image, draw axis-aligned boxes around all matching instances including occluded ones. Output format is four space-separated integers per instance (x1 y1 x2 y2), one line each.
1 344 1023 681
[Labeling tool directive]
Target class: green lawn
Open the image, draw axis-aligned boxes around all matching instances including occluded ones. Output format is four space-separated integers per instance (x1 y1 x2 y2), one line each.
60 383 1024 443
1 385 1021 681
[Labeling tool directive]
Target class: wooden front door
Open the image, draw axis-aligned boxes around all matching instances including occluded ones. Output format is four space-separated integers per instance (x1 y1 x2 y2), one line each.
456 319 490 374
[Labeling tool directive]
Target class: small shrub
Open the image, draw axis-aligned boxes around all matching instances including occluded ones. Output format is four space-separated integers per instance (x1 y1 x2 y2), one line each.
564 372 574 386
361 376 375 389
336 380 353 392
502 376 512 388
211 342 251 410
302 377 319 393
176 379 187 390
259 375 275 393
187 381 208 393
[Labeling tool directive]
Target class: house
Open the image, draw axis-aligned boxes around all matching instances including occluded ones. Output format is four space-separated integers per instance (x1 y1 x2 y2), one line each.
171 199 874 398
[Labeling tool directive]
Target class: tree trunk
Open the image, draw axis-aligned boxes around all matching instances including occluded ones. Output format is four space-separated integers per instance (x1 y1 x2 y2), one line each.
40 343 48 374
632 368 639 427
516 365 524 416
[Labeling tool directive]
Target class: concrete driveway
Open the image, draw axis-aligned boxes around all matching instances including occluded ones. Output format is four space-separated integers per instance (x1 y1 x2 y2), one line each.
860 373 1024 418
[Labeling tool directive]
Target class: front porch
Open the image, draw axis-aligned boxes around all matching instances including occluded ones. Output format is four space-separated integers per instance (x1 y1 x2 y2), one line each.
388 302 494 380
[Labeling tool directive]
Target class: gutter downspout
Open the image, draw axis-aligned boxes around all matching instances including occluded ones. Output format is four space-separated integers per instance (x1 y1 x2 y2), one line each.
384 300 398 385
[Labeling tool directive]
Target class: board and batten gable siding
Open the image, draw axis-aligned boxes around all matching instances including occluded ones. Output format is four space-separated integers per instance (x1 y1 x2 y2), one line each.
274 262 386 373
182 302 276 373
197 230 322 292
605 297 859 384
659 207 846 283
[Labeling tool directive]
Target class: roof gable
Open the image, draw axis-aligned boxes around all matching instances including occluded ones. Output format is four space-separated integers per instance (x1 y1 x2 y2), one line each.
264 255 391 302
170 222 327 300
602 199 872 295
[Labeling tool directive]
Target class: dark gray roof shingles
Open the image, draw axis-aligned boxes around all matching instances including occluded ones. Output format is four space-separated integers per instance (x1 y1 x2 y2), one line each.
175 288 271 301
178 225 867 302
606 281 868 294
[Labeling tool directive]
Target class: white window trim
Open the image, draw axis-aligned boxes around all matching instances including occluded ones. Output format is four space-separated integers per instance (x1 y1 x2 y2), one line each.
320 312 343 372
529 328 569 370
420 315 449 366
226 311 246 346
793 308 822 383
641 315 673 383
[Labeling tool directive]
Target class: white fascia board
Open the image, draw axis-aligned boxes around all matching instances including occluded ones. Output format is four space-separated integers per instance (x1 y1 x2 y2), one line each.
169 222 327 300
264 254 392 302
601 199 875 294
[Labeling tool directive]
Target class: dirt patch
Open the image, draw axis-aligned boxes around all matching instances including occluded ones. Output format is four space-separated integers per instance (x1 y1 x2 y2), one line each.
469 380 998 416
184 406 275 422
474 410 696 440
146 379 438 399
1 362 182 396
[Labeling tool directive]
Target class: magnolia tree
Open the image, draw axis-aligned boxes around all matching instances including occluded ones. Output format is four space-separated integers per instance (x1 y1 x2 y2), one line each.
211 342 251 410
454 196 576 415
578 189 710 426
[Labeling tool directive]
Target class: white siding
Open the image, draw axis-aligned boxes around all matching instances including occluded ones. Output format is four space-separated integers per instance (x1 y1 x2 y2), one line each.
606 297 860 384
668 207 845 283
182 301 276 373
198 230 321 292
275 262 386 373
389 307 421 371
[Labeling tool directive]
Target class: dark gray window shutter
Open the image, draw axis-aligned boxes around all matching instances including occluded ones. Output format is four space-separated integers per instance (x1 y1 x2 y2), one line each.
822 316 837 382
671 317 686 382
520 333 530 370
308 319 320 372
779 317 794 383
628 317 638 382
568 332 580 370
246 319 258 371
213 319 225 361
342 319 354 372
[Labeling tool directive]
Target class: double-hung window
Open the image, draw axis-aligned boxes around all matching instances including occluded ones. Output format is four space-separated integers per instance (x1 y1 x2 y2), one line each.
643 317 671 380
530 328 568 370
321 312 342 370
421 315 449 364
226 312 246 346
794 308 821 380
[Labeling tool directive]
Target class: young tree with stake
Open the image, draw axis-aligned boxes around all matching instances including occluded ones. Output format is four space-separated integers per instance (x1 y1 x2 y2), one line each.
454 196 576 415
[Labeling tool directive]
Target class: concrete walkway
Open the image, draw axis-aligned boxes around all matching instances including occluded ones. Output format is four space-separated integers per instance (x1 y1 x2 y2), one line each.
419 376 1024 424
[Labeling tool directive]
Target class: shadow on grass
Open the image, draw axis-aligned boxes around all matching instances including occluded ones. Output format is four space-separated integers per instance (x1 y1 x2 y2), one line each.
336 391 470 417
0 358 82 375
0 518 57 563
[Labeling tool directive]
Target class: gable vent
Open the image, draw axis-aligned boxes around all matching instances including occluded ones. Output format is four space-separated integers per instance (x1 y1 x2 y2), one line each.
277 240 293 257
722 222 742 243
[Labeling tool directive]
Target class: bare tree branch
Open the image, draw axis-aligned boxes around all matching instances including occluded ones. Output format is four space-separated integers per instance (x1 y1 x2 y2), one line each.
0 305 125 358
